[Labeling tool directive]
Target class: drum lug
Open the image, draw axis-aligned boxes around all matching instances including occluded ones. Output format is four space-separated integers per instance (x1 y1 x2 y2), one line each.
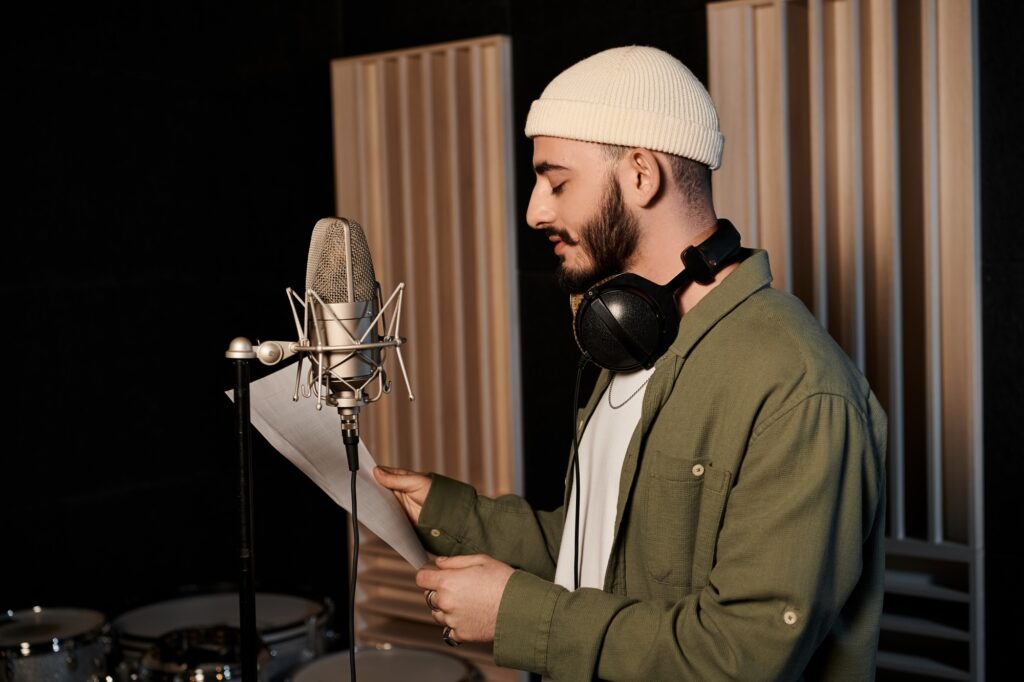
322 597 339 647
301 616 320 660
113 659 135 682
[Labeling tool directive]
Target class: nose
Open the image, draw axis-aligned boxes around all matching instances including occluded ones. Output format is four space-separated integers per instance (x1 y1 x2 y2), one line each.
526 181 554 230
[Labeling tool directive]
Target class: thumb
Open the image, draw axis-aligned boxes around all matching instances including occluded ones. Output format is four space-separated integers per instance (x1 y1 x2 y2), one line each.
436 554 489 569
373 466 424 492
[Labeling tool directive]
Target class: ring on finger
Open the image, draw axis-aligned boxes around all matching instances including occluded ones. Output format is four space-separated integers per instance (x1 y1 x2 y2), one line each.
425 589 440 612
442 625 460 647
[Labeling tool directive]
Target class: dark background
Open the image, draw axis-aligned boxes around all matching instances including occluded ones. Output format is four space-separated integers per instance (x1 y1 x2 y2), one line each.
4 0 1020 677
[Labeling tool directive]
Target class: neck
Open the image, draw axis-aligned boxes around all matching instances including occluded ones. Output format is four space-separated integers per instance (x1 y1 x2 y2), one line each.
630 203 736 314
622 193 737 311
629 198 716 282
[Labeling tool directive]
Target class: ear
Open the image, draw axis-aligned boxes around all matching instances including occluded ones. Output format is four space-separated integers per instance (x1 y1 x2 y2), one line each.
619 148 663 208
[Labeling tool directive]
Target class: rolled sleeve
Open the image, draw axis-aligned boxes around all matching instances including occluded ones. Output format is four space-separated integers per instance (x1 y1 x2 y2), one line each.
416 473 479 556
494 570 563 672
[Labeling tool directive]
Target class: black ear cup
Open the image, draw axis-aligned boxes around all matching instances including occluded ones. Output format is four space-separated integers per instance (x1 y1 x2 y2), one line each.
574 274 677 371
573 219 743 371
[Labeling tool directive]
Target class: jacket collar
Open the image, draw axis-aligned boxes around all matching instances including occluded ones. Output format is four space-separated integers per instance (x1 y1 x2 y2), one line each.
565 249 774 544
567 248 773 480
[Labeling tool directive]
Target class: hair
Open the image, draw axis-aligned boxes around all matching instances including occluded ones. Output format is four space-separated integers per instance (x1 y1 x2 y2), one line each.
601 144 712 207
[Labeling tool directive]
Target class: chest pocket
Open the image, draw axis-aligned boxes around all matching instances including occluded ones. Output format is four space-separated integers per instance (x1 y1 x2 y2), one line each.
641 453 732 589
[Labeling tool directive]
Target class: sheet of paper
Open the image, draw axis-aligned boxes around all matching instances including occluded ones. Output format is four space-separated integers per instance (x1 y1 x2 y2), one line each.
227 366 428 568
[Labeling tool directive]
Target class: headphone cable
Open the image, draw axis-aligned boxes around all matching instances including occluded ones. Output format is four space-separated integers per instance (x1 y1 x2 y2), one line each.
570 355 589 590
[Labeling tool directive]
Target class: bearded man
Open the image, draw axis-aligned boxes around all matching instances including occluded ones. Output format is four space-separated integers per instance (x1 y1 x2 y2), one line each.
374 46 887 681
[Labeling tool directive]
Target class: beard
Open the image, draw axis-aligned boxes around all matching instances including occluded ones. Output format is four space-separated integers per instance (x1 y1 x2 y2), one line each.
554 177 641 294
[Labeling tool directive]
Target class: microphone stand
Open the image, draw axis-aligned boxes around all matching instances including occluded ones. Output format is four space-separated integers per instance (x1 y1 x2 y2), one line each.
238 274 414 682
226 337 259 682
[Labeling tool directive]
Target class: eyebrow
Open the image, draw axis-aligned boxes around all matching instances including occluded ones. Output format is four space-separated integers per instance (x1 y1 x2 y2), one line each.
533 161 570 175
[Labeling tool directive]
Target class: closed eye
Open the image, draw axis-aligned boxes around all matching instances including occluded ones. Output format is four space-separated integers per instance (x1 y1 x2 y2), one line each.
551 182 566 196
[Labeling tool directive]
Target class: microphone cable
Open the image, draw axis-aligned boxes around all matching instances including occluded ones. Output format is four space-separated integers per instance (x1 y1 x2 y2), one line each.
349 464 359 682
345 436 361 682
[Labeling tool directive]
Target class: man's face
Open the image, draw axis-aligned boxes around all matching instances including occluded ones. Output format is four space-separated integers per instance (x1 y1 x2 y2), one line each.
527 136 640 294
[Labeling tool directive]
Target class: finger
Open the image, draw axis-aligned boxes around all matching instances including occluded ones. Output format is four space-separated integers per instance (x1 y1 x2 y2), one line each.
443 625 462 646
424 589 441 612
431 609 447 626
415 566 442 590
435 554 490 569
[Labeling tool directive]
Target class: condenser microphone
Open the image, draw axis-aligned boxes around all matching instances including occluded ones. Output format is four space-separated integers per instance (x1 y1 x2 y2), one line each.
250 216 414 470
305 217 381 397
304 217 381 471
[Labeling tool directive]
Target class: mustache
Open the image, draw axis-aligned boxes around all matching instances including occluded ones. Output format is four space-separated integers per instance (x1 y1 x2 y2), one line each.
544 227 579 246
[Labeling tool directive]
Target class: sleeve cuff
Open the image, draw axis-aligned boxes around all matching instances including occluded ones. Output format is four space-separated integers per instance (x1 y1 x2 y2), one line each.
493 569 563 674
416 473 478 556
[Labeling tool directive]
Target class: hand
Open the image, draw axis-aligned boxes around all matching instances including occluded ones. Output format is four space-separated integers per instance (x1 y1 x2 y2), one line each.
372 465 433 524
417 554 515 644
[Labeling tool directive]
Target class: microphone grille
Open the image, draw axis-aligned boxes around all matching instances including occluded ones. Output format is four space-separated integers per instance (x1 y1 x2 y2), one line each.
305 217 377 303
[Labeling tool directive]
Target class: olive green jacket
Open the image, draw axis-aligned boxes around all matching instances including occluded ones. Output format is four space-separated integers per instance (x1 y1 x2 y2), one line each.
417 250 887 681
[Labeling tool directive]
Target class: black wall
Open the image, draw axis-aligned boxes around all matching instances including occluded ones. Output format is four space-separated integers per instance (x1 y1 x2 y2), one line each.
979 1 1024 677
5 1 1020 676
3 0 710 651
6 0 347 620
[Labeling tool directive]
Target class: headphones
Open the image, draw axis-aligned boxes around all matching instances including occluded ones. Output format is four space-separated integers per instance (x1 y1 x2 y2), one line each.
572 219 743 371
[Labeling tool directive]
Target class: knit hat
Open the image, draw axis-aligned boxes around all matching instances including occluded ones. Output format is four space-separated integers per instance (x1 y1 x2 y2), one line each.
525 46 724 170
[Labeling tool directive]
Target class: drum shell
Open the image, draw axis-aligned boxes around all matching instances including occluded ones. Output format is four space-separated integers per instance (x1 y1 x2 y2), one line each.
136 626 269 682
113 594 328 682
0 608 109 682
292 647 482 682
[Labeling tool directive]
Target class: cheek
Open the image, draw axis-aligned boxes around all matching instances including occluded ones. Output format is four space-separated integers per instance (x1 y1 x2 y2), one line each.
560 203 591 238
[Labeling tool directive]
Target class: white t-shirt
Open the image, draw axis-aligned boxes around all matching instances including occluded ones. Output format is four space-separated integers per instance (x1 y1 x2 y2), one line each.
553 366 656 591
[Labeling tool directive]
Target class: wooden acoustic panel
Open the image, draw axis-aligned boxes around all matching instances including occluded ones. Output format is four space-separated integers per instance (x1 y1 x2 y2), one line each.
331 35 522 682
708 1 982 678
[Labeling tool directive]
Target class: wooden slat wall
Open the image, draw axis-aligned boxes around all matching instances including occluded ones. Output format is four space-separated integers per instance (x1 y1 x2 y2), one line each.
330 35 522 682
708 1 983 679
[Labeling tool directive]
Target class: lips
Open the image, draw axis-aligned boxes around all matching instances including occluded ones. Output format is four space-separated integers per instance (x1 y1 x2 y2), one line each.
544 227 578 259
549 233 572 256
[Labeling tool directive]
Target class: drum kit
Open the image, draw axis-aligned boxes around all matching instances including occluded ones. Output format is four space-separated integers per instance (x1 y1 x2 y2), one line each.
1 594 480 682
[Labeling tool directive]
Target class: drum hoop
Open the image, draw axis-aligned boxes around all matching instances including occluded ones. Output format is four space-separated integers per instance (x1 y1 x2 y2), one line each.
114 605 328 647
294 645 478 682
0 611 108 657
260 609 329 642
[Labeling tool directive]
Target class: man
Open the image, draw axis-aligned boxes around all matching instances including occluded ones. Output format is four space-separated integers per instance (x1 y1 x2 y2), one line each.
374 46 887 680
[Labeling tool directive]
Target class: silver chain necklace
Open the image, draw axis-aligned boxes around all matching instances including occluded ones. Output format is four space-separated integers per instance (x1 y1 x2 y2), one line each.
607 372 653 409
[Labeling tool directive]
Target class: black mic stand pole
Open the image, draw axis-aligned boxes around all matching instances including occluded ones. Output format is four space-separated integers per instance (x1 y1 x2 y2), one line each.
226 337 259 682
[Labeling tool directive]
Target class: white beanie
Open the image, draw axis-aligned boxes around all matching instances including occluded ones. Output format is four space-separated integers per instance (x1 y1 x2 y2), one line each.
525 46 724 170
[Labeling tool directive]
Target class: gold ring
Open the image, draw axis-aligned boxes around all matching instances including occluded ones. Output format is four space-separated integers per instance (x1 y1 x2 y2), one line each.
425 589 440 612
442 625 460 647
